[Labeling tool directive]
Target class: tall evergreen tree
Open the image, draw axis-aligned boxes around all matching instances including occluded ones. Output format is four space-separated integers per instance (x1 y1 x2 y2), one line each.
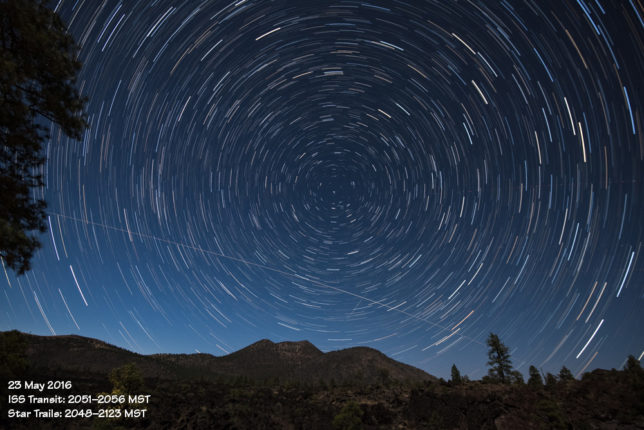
486 333 513 383
527 365 543 387
1 0 87 274
450 364 462 385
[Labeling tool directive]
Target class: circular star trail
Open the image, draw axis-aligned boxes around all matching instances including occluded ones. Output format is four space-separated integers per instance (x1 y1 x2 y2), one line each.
2 0 643 378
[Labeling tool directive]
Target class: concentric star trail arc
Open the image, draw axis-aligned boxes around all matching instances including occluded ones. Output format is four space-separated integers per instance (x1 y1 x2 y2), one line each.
2 0 642 379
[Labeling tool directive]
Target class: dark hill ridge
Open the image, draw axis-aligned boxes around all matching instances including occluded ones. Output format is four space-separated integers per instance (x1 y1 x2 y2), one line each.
5 331 435 385
17 332 176 379
3 330 643 429
225 338 324 361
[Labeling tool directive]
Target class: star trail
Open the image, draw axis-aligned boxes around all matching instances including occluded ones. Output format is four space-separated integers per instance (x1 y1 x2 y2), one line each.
2 0 643 379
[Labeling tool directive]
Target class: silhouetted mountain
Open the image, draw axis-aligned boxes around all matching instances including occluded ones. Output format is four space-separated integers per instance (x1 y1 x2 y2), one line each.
155 338 433 385
6 331 435 385
12 332 188 382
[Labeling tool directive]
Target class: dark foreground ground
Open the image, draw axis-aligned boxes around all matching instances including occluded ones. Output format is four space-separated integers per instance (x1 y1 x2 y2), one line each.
1 330 643 429
2 365 644 429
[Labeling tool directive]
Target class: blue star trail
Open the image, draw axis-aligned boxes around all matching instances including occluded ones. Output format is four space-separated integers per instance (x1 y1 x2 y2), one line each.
2 0 643 379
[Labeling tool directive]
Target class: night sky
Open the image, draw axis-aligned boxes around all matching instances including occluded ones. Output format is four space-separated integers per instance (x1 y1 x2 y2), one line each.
2 0 643 380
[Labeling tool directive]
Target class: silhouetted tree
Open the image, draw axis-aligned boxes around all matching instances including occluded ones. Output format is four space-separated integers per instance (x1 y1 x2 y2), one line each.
486 333 513 383
558 366 574 382
108 362 144 409
450 364 462 385
511 370 524 385
625 355 642 374
528 365 543 387
625 355 644 386
545 372 558 388
1 0 87 274
624 355 644 414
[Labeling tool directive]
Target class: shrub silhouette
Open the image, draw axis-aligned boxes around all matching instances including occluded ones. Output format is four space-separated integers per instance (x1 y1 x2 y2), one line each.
511 370 524 385
333 401 364 430
545 372 558 388
108 362 144 410
558 366 574 382
110 362 143 394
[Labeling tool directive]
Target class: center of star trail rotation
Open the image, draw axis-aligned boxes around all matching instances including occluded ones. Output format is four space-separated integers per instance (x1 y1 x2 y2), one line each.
2 0 642 379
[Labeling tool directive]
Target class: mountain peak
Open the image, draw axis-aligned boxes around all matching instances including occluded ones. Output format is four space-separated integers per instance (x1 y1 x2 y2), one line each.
238 338 323 359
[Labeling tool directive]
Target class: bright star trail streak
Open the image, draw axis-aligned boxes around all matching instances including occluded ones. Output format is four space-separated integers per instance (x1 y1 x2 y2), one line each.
2 0 643 379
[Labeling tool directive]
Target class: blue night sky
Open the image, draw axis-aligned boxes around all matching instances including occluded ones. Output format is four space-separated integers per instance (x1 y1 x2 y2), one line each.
2 0 643 380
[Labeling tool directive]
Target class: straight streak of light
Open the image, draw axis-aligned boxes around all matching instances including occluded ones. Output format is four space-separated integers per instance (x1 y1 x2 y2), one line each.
59 288 80 330
616 251 635 297
391 344 417 356
48 216 61 261
578 122 587 162
623 86 636 134
451 310 474 331
543 330 572 364
492 277 511 303
277 321 300 331
576 319 604 359
1 258 11 288
119 321 141 351
452 33 476 54
585 282 606 323
255 27 281 41
34 291 56 335
576 281 598 321
69 265 89 306
471 80 488 104
130 311 159 348
448 279 467 300
534 131 542 165
564 96 576 135
386 300 407 311
51 212 486 347
423 328 461 350
216 344 229 354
